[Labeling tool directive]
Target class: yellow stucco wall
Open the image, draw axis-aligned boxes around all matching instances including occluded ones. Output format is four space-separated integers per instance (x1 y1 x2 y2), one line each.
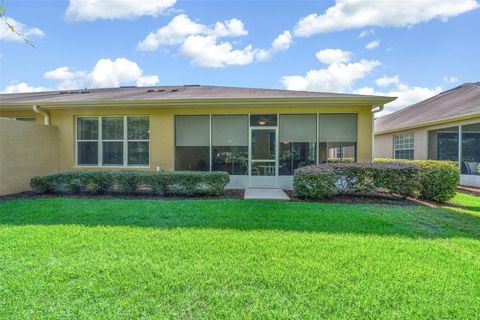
1 105 374 172
0 118 59 195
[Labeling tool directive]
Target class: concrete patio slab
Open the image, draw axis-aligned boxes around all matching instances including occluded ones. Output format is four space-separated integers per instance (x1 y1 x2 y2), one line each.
244 188 290 200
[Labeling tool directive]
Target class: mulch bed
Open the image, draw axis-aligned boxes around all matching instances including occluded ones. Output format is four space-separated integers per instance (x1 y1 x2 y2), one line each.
458 186 480 196
284 190 417 206
1 189 418 206
0 189 245 202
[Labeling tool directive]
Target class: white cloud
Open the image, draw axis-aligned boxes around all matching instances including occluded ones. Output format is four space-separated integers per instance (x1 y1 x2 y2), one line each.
212 18 248 37
138 14 291 67
365 39 380 50
282 58 380 92
86 58 158 88
443 76 459 83
256 30 292 61
315 48 352 65
66 0 177 21
41 58 159 89
0 16 44 42
137 14 247 51
293 0 479 37
356 80 443 116
375 75 400 87
136 75 160 87
271 30 292 52
359 29 374 38
2 82 47 94
180 35 256 68
44 67 86 90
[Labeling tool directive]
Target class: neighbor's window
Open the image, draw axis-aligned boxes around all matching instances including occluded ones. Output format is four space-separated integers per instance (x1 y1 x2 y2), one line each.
175 115 210 171
461 123 480 175
428 126 459 161
76 116 149 166
279 114 316 175
211 115 248 175
318 114 357 163
394 132 414 160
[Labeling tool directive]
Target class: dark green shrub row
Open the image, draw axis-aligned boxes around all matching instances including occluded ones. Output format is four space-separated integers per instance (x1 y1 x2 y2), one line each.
30 170 230 196
375 159 460 202
294 162 421 200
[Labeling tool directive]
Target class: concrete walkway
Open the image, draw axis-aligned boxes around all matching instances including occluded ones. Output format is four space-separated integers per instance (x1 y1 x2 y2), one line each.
244 188 290 200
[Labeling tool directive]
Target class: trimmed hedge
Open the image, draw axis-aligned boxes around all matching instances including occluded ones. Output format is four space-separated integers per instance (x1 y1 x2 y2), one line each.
375 159 460 202
30 170 230 196
294 162 421 200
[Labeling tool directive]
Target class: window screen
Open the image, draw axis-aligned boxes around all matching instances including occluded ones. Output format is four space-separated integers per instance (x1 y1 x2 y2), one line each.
318 114 357 142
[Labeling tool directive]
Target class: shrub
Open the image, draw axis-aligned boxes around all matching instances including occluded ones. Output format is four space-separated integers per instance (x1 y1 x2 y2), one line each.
155 171 230 196
112 171 143 194
82 171 114 194
293 165 336 199
294 162 421 200
30 170 230 197
30 175 54 193
375 159 460 202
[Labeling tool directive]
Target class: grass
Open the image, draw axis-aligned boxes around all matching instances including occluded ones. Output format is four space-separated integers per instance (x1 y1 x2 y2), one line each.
0 195 479 319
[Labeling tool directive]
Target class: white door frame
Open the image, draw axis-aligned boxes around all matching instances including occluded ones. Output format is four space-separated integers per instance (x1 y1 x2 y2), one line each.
248 126 278 187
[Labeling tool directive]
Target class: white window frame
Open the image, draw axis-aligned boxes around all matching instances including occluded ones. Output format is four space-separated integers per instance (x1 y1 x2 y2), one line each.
393 132 414 160
76 115 150 167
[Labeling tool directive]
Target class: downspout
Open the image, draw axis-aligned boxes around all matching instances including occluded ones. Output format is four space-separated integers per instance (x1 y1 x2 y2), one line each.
33 105 50 125
371 105 384 162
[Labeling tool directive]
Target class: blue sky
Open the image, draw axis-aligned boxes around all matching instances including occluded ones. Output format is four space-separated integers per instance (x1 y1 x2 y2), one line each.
1 0 479 114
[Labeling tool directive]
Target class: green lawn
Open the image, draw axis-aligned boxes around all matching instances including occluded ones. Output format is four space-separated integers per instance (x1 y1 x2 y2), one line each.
1 194 479 319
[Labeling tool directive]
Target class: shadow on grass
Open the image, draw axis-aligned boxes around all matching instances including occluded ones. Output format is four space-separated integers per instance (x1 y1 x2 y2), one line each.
0 197 479 240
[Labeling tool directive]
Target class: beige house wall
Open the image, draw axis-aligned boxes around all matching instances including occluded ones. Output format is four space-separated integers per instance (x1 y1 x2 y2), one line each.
374 116 480 159
1 104 374 192
0 118 59 195
1 105 374 173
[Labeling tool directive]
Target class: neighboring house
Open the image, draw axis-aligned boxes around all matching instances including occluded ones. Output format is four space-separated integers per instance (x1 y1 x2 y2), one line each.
375 82 480 187
0 85 394 192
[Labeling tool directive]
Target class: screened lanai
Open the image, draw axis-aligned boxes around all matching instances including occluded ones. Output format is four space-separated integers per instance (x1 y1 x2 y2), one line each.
428 122 480 186
174 113 358 188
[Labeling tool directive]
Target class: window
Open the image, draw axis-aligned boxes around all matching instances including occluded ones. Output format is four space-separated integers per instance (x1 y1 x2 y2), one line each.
211 115 248 175
76 116 149 166
461 123 480 175
394 132 414 160
175 115 210 171
318 114 357 162
279 114 316 175
428 126 459 161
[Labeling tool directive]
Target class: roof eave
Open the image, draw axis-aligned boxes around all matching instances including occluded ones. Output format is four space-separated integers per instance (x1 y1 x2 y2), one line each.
375 110 480 135
0 96 397 111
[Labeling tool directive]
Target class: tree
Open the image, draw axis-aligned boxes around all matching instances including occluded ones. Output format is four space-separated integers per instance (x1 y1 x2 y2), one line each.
0 3 36 47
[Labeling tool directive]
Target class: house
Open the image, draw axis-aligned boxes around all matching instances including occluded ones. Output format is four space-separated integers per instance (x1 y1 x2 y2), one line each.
0 85 395 194
375 82 480 187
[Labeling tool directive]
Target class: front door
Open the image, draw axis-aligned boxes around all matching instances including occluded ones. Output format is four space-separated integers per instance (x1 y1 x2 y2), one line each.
249 128 277 187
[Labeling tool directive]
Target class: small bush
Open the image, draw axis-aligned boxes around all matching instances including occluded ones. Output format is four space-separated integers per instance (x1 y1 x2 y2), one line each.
30 170 230 197
145 171 230 196
293 165 336 199
112 171 143 194
294 162 421 200
375 159 460 202
30 175 54 193
83 171 114 194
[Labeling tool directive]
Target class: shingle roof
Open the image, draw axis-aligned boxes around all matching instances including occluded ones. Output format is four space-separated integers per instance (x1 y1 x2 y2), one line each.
375 83 480 133
0 84 394 106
